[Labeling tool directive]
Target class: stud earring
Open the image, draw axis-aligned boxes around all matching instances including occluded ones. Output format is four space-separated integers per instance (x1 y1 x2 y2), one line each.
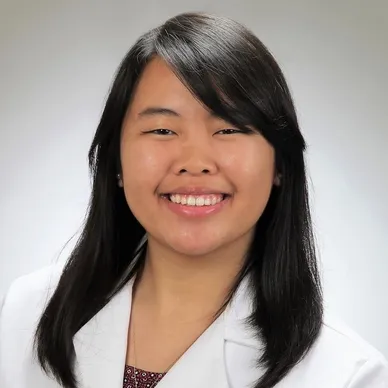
117 173 123 187
274 173 281 186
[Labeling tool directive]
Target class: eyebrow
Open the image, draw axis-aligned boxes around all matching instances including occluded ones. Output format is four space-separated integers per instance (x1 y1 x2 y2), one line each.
137 106 219 119
137 107 181 118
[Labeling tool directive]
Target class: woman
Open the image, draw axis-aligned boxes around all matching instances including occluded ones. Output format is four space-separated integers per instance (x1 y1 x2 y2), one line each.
0 12 387 388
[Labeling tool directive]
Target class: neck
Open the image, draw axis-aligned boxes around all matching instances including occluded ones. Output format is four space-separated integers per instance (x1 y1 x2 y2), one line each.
134 234 251 321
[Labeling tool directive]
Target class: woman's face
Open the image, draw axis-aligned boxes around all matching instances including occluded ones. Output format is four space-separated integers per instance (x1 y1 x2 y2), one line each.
121 58 276 257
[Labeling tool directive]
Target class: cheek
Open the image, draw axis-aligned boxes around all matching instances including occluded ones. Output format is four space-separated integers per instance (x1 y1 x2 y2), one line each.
120 141 169 226
221 142 275 192
121 141 167 194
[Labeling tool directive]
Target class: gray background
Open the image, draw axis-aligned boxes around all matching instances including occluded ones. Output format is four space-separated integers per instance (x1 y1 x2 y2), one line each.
1 0 387 355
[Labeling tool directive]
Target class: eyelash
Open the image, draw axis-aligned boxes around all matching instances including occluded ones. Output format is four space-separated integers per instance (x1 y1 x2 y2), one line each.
143 128 251 135
146 129 174 135
216 128 251 135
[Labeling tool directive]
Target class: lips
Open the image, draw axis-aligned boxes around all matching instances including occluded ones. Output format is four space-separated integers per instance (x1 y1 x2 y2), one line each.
162 186 230 196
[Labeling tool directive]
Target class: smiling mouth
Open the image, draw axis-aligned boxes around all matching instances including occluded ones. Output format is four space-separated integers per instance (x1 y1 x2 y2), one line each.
160 193 230 207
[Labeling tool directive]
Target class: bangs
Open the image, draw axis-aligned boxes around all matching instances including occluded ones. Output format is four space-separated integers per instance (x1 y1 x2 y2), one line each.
152 13 286 137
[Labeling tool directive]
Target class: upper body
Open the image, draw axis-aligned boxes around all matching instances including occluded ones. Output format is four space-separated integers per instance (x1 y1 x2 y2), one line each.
1 264 387 388
1 11 386 388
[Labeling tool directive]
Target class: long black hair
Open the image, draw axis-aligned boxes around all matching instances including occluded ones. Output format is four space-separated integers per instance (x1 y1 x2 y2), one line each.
34 12 323 388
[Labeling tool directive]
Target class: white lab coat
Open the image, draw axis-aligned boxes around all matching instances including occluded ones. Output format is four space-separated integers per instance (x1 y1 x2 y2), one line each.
1 264 387 388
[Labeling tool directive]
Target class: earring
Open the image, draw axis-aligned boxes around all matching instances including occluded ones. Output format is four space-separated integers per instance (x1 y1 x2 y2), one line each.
274 173 281 186
117 173 123 187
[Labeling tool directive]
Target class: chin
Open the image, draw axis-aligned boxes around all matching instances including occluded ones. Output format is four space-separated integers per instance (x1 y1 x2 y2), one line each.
165 237 222 258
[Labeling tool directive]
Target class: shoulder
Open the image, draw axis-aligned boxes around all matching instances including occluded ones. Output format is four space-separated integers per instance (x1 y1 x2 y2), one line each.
288 312 388 386
321 312 386 362
0 263 64 328
0 264 65 385
225 284 388 387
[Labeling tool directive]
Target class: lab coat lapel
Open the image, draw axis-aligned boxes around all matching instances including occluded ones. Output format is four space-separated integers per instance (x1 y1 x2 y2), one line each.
157 277 260 388
156 314 229 388
73 279 133 388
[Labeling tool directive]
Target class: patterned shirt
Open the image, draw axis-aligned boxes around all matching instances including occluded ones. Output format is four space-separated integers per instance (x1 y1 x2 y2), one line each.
123 365 166 388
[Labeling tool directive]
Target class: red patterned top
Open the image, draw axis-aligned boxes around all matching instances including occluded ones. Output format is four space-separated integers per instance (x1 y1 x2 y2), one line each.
123 365 166 388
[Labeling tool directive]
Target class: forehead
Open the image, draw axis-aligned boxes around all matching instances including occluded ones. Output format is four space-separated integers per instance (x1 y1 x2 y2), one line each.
127 57 208 118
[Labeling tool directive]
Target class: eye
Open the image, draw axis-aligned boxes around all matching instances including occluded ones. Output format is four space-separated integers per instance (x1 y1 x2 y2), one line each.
143 128 175 135
215 128 251 135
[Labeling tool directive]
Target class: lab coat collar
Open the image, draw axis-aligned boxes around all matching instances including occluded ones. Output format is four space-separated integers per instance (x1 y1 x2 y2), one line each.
73 279 132 388
73 276 259 388
223 276 261 350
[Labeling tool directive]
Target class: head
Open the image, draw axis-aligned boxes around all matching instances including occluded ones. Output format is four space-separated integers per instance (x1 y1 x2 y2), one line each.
94 12 305 260
36 12 322 388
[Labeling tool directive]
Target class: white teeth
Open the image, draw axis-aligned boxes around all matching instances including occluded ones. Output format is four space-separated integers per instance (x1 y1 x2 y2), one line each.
168 194 225 206
187 196 196 206
196 197 205 206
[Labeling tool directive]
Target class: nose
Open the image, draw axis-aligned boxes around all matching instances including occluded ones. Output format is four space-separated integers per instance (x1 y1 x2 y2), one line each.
173 143 218 176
